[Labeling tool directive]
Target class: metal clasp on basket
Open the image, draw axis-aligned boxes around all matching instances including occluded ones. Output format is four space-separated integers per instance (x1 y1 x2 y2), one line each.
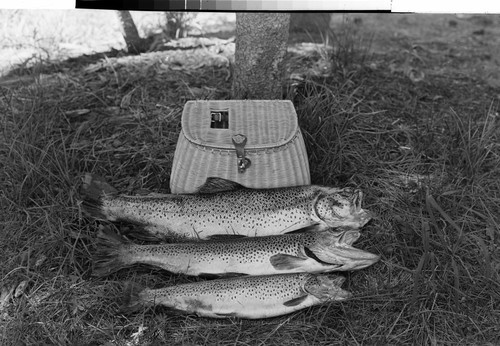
232 134 251 173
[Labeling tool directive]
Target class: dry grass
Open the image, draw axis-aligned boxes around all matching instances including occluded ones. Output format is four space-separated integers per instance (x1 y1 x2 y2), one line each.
1 11 500 346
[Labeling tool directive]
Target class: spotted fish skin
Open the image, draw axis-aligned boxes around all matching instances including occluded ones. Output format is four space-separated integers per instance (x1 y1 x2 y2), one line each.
92 227 380 277
123 273 351 319
81 175 372 239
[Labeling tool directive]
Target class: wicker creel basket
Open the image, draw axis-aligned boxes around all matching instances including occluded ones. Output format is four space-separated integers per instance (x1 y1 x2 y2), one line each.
170 100 311 194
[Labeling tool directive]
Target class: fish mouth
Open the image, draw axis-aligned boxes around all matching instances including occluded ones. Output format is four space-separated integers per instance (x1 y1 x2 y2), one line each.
352 190 363 212
306 236 380 271
350 190 373 227
323 249 379 270
304 274 352 301
334 249 380 270
335 288 352 300
338 229 360 246
312 188 374 230
315 228 361 246
321 209 373 230
353 209 373 227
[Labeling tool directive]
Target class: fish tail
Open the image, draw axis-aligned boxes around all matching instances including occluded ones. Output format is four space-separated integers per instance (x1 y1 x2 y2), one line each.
121 226 167 242
92 227 131 277
80 174 118 220
119 281 147 314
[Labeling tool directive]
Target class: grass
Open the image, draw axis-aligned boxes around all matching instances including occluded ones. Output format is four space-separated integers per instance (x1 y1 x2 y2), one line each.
1 11 500 346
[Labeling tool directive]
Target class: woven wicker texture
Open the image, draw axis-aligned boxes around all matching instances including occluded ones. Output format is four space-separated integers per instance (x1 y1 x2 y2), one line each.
170 100 310 194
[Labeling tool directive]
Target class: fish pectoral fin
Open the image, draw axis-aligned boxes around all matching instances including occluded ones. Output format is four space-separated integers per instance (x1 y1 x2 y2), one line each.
196 177 246 194
270 254 308 270
207 234 247 240
283 295 308 307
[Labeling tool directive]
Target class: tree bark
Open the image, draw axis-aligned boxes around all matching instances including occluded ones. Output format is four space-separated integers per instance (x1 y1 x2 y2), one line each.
164 12 193 39
116 11 143 54
231 13 290 100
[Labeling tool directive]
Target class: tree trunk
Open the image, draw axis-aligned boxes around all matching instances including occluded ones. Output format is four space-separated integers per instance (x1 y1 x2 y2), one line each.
116 11 143 54
164 12 193 39
231 13 290 100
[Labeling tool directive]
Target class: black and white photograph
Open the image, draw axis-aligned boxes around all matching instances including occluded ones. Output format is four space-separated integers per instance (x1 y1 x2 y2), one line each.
0 4 499 345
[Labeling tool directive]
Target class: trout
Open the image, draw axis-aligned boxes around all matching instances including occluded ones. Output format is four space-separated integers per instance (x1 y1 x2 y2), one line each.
92 227 380 277
122 273 351 319
81 174 372 239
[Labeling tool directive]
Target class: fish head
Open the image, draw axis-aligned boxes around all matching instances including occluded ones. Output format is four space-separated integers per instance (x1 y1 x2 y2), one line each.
309 227 361 246
303 274 352 301
313 188 373 229
306 229 380 271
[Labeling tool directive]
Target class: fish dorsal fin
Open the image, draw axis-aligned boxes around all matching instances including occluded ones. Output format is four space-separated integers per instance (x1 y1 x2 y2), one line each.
270 254 307 270
283 295 308 307
206 234 248 240
141 192 171 197
196 177 246 194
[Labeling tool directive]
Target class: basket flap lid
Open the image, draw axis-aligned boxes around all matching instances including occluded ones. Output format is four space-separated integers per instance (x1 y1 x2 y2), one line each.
181 100 299 149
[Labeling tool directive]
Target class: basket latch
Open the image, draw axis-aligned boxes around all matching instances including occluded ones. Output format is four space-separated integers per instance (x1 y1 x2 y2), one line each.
232 134 251 173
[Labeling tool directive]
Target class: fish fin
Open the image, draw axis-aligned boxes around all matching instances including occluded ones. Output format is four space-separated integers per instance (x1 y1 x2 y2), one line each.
283 295 308 307
270 254 307 270
80 174 118 219
196 177 246 194
198 272 248 279
221 272 248 278
120 226 166 243
198 273 222 280
92 227 130 277
135 188 154 196
285 224 322 234
144 192 171 197
214 312 237 317
303 246 335 266
206 234 247 240
118 281 146 315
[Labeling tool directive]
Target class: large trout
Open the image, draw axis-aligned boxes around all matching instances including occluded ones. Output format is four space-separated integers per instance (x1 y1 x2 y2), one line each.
122 273 351 319
81 174 372 239
92 227 380 277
